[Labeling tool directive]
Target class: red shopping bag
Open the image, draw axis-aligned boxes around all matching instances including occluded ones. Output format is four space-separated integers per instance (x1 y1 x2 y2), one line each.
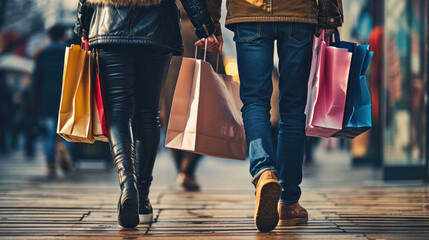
305 30 352 138
92 72 108 142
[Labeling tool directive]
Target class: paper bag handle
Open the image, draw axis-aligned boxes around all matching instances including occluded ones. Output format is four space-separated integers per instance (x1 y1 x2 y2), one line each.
194 41 220 72
332 29 341 43
194 40 208 61
81 39 89 52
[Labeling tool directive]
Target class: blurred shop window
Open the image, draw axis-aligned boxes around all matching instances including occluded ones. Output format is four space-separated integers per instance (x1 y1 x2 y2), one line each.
383 0 428 166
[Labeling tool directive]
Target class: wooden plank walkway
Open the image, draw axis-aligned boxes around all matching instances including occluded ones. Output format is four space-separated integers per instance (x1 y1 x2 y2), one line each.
0 150 428 239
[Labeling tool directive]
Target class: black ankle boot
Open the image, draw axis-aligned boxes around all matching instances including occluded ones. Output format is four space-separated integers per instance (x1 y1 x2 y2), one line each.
135 139 157 223
117 177 139 228
137 179 153 223
111 138 139 228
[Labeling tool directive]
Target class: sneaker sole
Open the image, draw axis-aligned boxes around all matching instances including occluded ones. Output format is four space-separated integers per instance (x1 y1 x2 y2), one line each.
278 216 308 226
255 180 282 232
139 213 153 224
118 198 139 228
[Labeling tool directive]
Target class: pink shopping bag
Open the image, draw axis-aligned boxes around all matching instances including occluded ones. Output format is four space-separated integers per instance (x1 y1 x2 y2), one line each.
305 30 352 138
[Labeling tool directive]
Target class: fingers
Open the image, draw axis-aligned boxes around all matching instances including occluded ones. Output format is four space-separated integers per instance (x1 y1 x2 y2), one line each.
314 28 336 40
217 35 224 54
194 39 206 50
194 34 224 54
210 34 219 45
194 39 203 47
194 36 220 52
194 38 205 46
206 36 218 52
314 28 322 37
324 29 335 39
218 44 223 54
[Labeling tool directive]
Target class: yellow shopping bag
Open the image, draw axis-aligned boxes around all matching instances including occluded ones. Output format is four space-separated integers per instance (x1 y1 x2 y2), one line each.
57 43 95 143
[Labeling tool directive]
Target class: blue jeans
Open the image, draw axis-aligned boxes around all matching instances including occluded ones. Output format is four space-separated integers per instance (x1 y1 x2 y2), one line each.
233 22 314 204
44 117 72 165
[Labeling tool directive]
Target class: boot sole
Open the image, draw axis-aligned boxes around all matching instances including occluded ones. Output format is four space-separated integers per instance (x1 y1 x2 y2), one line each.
139 213 153 224
255 180 282 232
118 198 139 228
278 216 308 226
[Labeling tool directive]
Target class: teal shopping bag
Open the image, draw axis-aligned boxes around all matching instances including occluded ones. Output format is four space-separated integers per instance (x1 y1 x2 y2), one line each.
330 31 374 139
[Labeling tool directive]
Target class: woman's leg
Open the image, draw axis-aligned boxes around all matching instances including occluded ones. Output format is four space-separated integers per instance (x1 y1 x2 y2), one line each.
97 47 139 228
133 46 173 222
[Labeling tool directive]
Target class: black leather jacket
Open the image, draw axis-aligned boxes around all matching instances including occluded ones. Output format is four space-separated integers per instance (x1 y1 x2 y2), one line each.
75 0 215 55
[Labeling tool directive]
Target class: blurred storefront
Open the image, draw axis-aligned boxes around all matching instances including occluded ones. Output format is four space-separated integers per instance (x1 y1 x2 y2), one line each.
342 0 429 180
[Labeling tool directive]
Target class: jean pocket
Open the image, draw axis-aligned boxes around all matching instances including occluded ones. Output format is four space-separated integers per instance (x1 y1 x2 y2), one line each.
288 23 313 45
233 23 261 43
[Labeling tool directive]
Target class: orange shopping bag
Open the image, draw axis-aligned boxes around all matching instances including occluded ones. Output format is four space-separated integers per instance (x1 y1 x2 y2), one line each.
57 41 94 143
165 50 246 160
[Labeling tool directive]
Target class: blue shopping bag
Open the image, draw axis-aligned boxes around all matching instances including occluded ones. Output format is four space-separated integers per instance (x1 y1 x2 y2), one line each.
330 30 374 139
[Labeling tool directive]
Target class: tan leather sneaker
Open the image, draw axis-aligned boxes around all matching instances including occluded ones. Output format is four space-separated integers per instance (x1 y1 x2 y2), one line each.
278 202 308 226
254 170 282 232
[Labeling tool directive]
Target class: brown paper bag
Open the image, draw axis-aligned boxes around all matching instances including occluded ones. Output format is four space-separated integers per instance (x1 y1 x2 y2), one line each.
165 58 246 160
57 44 94 143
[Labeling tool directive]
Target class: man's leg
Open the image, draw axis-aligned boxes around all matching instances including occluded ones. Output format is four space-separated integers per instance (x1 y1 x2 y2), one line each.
56 137 73 175
234 22 281 232
276 22 314 225
44 117 57 178
234 22 277 181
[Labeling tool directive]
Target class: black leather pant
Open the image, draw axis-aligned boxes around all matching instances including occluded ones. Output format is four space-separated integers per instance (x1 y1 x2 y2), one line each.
97 45 173 193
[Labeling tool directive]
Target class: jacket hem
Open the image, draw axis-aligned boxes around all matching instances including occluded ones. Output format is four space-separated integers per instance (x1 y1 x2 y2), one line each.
88 36 183 56
225 16 318 29
86 0 164 7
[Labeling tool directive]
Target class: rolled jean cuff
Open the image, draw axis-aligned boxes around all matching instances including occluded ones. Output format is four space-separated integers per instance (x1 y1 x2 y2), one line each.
280 190 301 205
279 198 299 205
251 167 280 186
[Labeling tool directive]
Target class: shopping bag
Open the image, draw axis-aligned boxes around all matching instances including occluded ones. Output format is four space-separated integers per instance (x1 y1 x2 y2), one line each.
92 70 108 142
57 41 95 143
331 30 374 139
305 30 352 138
165 53 246 160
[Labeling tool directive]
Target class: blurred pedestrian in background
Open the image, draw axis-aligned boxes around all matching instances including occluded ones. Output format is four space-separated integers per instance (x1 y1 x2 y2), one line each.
32 25 72 178
161 1 225 192
0 30 36 156
0 71 11 154
200 0 344 232
17 75 37 158
74 0 218 228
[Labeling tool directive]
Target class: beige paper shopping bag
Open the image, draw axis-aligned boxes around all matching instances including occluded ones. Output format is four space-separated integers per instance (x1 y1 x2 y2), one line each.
57 44 95 143
165 57 246 160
